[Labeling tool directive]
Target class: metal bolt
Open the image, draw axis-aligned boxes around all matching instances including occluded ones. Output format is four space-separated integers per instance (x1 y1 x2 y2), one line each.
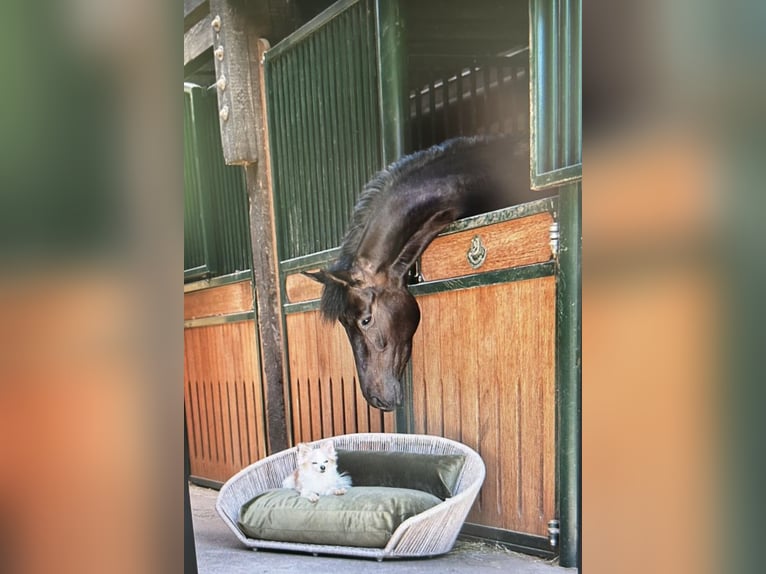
547 519 560 548
211 15 222 32
219 105 229 122
549 221 560 258
214 45 224 61
216 75 227 91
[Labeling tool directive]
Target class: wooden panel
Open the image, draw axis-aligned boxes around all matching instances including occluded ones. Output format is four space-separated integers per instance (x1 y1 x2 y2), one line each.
411 277 555 537
184 320 267 483
285 271 323 304
285 310 395 443
420 213 553 281
184 281 253 320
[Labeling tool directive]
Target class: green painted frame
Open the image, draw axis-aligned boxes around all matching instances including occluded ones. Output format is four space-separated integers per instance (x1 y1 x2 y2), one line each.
529 0 582 191
530 0 582 567
184 84 218 280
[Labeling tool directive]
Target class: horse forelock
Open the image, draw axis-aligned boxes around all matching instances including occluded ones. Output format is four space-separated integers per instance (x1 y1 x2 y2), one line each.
318 278 350 323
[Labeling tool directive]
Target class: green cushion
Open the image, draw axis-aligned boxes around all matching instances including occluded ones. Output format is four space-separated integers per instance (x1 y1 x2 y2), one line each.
336 450 465 500
238 486 441 548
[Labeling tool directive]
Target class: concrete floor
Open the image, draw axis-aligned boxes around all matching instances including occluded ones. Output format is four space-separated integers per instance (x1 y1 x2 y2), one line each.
190 484 577 573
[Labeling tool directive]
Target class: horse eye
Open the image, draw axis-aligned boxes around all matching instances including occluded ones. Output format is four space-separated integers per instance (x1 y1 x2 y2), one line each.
360 316 372 327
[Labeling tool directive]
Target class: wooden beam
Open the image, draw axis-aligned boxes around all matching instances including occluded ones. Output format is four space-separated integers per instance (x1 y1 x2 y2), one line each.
246 37 290 453
208 0 260 163
184 0 209 32
184 11 214 67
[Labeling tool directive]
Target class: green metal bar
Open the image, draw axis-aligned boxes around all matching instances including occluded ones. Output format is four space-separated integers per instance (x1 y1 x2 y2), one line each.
184 265 211 281
340 15 356 240
410 261 555 298
331 19 351 245
561 0 572 166
320 27 340 248
529 0 543 182
263 0 360 63
281 247 341 274
570 0 582 162
533 163 582 191
184 311 256 329
348 7 365 193
438 197 556 236
361 0 379 180
306 38 322 254
547 0 560 171
296 43 316 254
375 0 407 164
183 270 253 293
456 67 464 136
556 182 581 569
282 300 323 315
184 85 217 276
530 0 581 190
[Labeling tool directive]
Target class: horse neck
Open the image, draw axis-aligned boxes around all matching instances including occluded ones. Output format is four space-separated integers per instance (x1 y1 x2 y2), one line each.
354 179 472 275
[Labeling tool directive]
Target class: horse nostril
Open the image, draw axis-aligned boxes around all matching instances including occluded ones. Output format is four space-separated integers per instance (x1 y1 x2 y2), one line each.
370 396 386 410
371 396 395 412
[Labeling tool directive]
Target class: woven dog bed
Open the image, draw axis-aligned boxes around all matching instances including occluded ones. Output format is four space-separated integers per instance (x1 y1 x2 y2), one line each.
216 433 486 560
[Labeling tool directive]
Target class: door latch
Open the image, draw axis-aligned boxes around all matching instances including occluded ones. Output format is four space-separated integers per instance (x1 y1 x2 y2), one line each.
547 519 560 548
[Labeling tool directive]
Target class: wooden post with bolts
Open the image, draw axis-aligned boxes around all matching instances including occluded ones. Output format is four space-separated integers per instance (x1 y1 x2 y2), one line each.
209 0 289 454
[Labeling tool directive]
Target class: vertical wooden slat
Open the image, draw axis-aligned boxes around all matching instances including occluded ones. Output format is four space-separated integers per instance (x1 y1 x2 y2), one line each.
355 378 371 432
410 314 427 434
425 299 444 436
331 376 346 436
460 288 480 457
382 409 396 432
296 318 313 443
440 290 461 441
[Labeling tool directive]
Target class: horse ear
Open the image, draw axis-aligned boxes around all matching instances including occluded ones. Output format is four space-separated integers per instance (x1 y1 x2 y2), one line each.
302 269 351 288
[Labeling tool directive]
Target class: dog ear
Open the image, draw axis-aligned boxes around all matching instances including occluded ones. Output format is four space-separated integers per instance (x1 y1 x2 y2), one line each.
296 443 311 461
318 440 336 458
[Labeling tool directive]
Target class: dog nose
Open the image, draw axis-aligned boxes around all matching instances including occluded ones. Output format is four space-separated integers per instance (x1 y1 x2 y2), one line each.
319 465 326 472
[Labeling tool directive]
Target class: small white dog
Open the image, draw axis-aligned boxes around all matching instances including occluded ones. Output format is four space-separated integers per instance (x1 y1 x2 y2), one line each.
282 440 352 502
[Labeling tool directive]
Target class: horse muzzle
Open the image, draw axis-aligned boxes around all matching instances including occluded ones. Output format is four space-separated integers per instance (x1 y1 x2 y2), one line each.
362 375 403 412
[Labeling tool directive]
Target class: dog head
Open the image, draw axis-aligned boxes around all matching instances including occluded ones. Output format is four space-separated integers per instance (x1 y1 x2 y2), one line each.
296 440 338 475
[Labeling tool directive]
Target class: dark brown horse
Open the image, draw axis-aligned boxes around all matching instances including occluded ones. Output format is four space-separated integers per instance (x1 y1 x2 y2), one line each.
305 135 539 411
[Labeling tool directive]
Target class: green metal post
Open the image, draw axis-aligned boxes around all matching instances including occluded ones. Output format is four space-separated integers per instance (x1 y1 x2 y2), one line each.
556 182 581 568
375 0 407 165
375 0 412 432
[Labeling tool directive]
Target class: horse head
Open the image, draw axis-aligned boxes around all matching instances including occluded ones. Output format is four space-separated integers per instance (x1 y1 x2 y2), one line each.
304 265 421 411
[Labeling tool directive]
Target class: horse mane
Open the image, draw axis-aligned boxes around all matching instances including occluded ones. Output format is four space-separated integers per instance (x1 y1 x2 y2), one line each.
318 135 507 322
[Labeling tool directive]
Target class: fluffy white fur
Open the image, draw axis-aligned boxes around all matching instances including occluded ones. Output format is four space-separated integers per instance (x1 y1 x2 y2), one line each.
282 440 352 502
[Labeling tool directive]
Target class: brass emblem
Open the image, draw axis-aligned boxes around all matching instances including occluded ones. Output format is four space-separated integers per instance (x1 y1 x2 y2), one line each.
466 235 487 269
